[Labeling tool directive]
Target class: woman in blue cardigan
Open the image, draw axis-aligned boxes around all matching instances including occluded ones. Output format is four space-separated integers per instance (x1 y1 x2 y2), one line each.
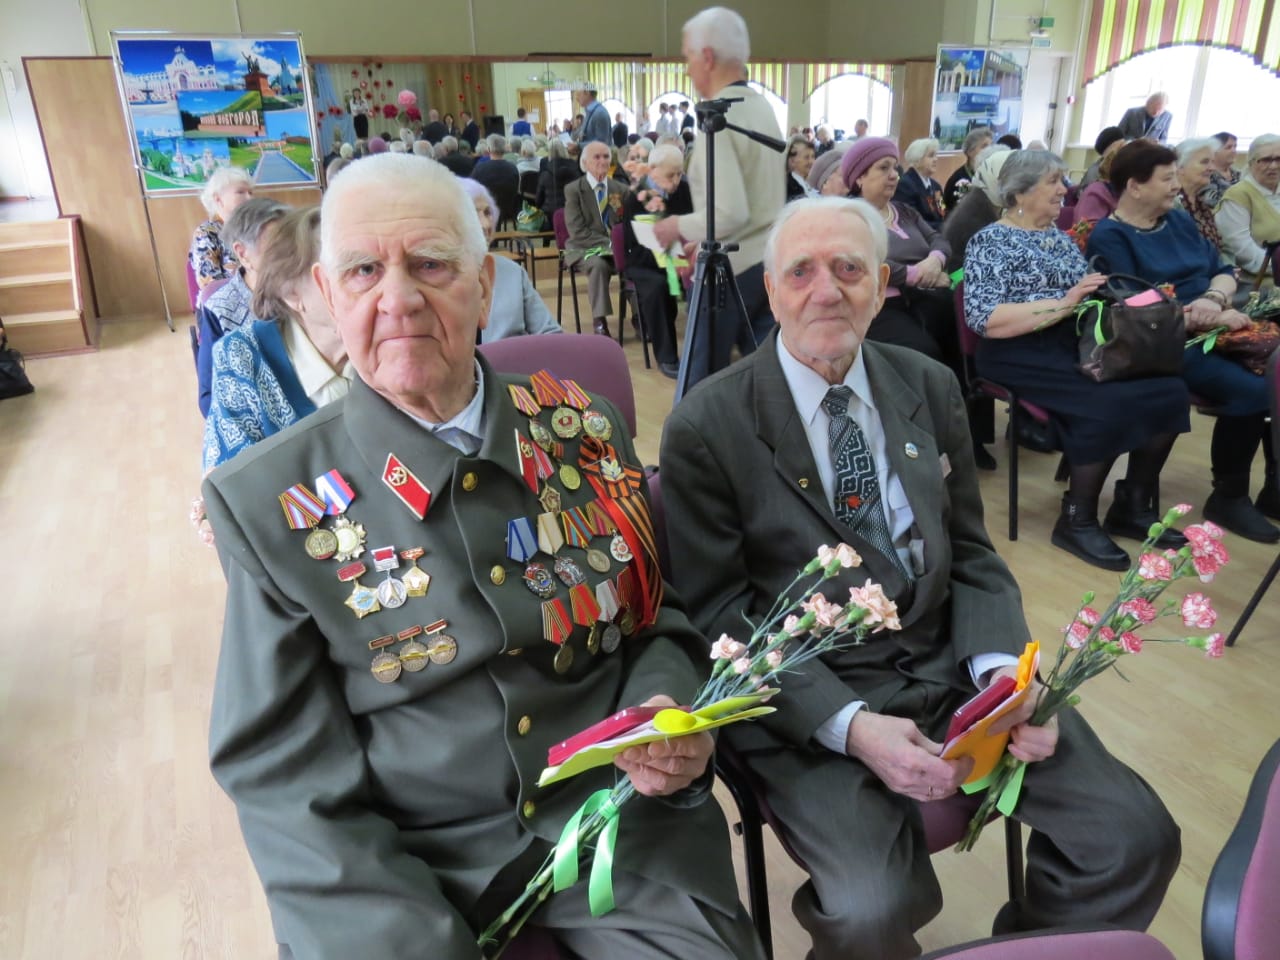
202 206 353 473
1087 140 1278 543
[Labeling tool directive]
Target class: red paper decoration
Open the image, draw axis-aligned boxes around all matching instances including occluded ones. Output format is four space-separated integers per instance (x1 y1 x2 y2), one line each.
480 104 487 113
436 78 444 87
463 74 471 82
382 103 398 118
475 85 482 92
351 70 358 78
458 93 465 101
373 80 381 88
375 62 383 69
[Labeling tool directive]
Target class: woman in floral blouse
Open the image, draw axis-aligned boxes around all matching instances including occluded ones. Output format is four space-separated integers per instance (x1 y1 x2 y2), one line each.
1174 138 1224 250
188 166 254 290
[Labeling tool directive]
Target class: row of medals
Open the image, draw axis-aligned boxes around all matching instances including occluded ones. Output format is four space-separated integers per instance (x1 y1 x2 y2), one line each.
291 402 633 683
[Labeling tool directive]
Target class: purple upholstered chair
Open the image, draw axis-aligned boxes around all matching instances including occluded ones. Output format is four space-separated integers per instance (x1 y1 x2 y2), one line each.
920 928 1175 959
609 221 651 368
478 333 637 439
1202 737 1280 960
186 259 201 312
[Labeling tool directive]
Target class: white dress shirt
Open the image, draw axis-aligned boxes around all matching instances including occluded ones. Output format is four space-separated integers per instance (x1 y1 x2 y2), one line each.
282 319 355 409
400 362 488 455
776 336 1015 754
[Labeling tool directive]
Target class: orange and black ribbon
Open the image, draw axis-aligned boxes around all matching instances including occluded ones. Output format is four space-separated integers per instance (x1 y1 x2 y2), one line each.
579 437 643 500
541 597 572 645
591 493 663 630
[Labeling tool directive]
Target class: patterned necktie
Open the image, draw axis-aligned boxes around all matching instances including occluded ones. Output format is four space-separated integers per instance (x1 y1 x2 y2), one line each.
821 385 911 580
596 182 608 226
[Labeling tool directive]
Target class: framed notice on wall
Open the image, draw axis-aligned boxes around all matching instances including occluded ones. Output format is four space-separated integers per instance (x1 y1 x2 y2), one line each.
930 46 1029 151
111 32 320 195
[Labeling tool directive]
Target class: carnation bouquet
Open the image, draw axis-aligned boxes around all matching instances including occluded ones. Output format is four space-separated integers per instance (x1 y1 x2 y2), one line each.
956 505 1229 851
478 543 898 957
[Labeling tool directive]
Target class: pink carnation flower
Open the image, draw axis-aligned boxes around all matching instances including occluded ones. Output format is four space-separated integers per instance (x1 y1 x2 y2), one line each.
1064 621 1090 649
1137 553 1173 581
765 649 783 668
817 543 863 569
1171 503 1193 516
801 594 844 628
1119 597 1158 625
1098 626 1115 642
1119 631 1143 654
1201 521 1225 540
1192 554 1221 583
1078 606 1100 626
848 580 901 632
1204 632 1226 659
782 614 802 635
1180 592 1218 630
710 634 746 660
732 656 753 674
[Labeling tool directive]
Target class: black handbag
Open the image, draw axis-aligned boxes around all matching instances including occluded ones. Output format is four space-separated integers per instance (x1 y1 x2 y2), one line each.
1075 271 1186 383
0 316 34 400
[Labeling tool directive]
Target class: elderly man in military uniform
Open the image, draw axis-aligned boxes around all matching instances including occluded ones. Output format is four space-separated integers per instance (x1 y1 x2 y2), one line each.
204 153 764 960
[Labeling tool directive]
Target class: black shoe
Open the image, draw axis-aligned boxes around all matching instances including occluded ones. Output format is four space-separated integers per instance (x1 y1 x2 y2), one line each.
592 318 611 337
1204 491 1280 543
658 361 679 379
1052 494 1130 571
1102 480 1187 549
973 443 997 471
1256 469 1280 520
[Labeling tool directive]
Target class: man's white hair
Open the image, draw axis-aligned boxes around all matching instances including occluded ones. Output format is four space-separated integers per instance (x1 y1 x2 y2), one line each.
648 143 684 170
319 153 487 273
682 6 750 65
763 197 888 284
579 140 611 172
903 138 940 167
200 165 253 216
1175 138 1217 168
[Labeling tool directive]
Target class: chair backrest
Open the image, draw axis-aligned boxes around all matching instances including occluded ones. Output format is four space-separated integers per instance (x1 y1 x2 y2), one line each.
609 221 628 277
953 281 981 360
1055 204 1077 231
552 208 569 251
644 470 671 579
185 260 200 312
519 169 539 200
1269 346 1280 467
478 333 637 438
197 277 229 311
1202 737 1280 960
921 928 1175 960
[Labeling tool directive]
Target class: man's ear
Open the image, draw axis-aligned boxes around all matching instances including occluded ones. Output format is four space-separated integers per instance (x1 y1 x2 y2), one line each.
875 262 891 314
313 262 336 318
475 254 496 334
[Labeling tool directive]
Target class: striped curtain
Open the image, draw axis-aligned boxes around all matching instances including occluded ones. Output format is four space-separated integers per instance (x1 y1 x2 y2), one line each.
584 61 631 102
747 61 788 97
640 62 696 106
801 62 893 101
1083 0 1280 81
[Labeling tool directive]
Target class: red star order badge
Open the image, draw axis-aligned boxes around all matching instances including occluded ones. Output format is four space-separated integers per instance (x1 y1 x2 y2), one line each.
383 453 432 519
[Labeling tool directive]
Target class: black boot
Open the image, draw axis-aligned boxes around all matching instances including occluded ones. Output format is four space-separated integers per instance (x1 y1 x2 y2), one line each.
1103 480 1187 548
1256 463 1280 521
1053 493 1130 571
1205 474 1280 543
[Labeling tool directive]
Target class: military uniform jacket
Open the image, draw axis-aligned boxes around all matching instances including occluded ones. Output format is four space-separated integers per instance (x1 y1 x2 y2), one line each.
204 362 738 959
660 333 1030 749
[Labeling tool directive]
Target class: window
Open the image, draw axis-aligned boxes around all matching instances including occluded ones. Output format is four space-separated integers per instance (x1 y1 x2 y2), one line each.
1079 46 1280 149
543 90 572 133
808 73 892 140
747 82 788 142
601 99 635 136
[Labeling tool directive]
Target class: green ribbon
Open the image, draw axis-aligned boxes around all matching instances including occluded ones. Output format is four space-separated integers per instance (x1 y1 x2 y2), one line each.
655 251 688 296
960 758 1028 816
949 268 964 289
1074 298 1108 345
551 789 622 916
581 244 611 263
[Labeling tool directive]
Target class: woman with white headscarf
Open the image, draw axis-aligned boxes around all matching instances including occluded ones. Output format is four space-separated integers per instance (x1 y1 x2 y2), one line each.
943 144 1012 274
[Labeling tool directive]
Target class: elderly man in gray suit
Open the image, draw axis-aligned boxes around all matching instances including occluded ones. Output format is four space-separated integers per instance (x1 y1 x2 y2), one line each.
563 139 627 336
204 153 765 960
660 196 1181 960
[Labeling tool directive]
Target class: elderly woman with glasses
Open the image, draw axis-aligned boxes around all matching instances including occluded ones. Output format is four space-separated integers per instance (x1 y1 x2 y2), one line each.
893 137 945 226
1216 133 1280 288
964 149 1191 570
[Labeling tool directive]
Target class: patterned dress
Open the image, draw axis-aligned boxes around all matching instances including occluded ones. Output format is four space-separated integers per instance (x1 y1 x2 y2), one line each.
202 320 315 473
963 223 1189 464
189 218 239 289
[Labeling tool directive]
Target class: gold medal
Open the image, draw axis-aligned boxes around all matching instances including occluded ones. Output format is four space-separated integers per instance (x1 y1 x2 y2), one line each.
619 610 636 636
399 640 429 672
332 516 367 562
338 562 380 619
582 409 613 441
427 634 457 665
399 548 431 597
529 419 555 452
609 533 633 563
586 623 601 655
539 485 563 514
559 464 581 490
305 527 338 560
371 651 402 683
551 407 582 439
586 548 611 573
553 643 574 674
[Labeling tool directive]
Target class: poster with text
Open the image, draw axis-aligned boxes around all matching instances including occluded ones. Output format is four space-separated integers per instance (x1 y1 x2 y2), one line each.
930 47 1029 152
113 33 318 194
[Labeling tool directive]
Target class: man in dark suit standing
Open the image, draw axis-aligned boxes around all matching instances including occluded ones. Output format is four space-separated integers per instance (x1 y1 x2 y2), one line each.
660 196 1181 960
1118 92 1172 143
563 140 627 336
611 112 629 149
204 153 765 960
422 108 448 145
459 109 481 150
678 101 695 135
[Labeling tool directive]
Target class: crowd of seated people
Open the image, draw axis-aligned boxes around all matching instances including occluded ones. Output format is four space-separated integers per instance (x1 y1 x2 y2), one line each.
188 167 254 291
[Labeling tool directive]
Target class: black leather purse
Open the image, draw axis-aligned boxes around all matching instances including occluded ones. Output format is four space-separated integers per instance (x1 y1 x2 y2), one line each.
0 316 34 400
1075 271 1186 383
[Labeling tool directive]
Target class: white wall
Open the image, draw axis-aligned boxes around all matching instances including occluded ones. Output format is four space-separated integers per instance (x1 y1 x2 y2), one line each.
0 0 94 198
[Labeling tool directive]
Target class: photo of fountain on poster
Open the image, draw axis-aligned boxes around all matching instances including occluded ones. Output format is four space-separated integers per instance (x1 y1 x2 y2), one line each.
111 32 320 195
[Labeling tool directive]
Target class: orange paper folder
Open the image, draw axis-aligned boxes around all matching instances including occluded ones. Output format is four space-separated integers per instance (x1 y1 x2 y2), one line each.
941 642 1040 784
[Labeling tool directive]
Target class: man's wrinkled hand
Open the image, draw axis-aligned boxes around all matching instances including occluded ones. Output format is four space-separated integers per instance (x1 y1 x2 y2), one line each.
845 710 972 803
985 666 1059 763
612 695 712 797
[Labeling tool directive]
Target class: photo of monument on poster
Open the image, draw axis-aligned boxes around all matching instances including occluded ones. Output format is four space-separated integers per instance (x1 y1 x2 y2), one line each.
930 46 1028 152
113 33 318 193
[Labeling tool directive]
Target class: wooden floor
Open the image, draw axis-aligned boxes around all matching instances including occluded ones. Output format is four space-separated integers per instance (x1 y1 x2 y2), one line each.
2 286 1277 959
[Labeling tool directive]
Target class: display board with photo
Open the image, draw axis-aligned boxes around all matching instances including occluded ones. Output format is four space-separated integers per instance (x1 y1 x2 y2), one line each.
113 33 318 194
930 47 1029 152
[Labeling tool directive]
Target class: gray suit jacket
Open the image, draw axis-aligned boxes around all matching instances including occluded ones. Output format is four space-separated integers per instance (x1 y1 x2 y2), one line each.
563 174 627 266
1118 105 1171 143
660 332 1029 748
205 362 738 958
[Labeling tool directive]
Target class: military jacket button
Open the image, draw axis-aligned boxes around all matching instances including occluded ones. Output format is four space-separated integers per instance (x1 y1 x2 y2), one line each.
490 565 506 585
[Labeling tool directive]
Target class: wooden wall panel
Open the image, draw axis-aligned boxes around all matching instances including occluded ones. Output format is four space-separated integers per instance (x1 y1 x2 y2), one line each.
899 60 939 149
146 187 320 318
25 57 165 319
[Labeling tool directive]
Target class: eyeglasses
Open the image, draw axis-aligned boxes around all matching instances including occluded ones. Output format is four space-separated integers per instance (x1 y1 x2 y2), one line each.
1254 156 1280 165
